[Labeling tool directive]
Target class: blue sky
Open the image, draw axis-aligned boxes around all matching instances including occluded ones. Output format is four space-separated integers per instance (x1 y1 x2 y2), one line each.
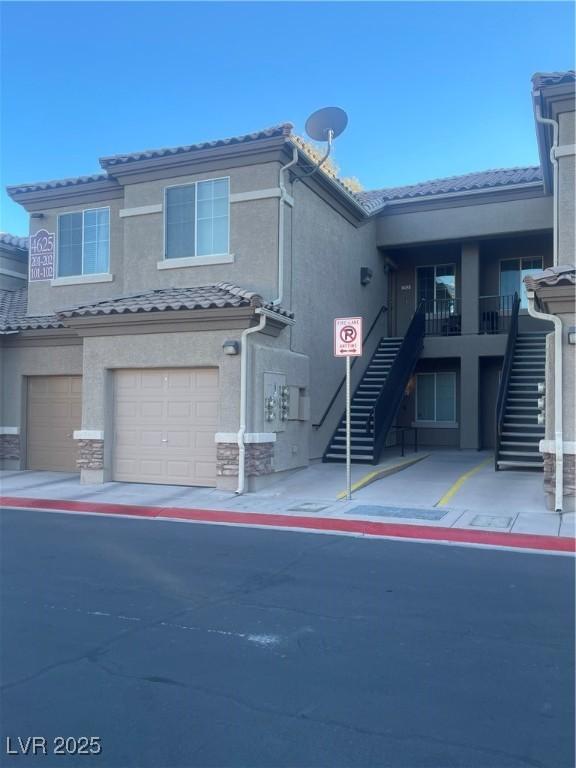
1 1 574 235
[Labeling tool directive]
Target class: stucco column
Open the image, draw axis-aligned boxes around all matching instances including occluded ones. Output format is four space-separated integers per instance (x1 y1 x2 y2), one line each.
460 242 480 336
459 352 480 450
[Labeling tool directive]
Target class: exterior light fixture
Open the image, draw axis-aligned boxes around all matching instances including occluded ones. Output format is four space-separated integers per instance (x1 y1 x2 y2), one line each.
569 326 576 345
222 340 240 355
360 267 373 286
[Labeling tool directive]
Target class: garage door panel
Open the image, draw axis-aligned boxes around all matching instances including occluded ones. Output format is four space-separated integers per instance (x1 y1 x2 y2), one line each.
195 401 218 419
113 368 218 486
27 375 82 472
140 401 164 418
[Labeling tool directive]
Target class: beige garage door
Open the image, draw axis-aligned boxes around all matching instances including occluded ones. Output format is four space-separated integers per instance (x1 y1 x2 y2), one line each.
27 376 82 471
113 368 219 486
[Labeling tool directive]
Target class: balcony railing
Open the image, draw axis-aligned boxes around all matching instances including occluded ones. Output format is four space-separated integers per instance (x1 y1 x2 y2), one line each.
479 294 516 334
420 298 462 336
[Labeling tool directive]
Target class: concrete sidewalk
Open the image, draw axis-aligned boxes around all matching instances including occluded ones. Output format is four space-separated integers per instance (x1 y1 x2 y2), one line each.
1 450 574 543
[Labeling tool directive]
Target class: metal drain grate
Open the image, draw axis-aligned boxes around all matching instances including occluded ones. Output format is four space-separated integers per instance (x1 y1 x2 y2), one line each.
348 505 447 521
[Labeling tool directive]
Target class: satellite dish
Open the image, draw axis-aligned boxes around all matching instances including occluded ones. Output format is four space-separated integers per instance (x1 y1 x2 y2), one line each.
305 107 348 142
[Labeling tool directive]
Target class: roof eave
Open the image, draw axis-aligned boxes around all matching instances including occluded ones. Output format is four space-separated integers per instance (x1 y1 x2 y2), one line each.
366 181 545 215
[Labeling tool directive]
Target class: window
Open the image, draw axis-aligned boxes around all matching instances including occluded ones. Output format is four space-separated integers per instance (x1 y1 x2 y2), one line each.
417 264 456 313
416 372 456 423
57 208 110 277
165 178 229 259
500 258 543 309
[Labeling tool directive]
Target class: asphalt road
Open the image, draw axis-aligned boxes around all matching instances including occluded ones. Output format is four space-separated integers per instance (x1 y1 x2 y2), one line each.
1 508 574 768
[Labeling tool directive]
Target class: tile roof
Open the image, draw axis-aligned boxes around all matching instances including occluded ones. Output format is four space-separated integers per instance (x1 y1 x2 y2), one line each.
0 233 29 250
99 124 294 168
0 288 63 333
356 166 544 213
524 265 576 290
7 173 110 196
57 283 294 320
532 71 576 89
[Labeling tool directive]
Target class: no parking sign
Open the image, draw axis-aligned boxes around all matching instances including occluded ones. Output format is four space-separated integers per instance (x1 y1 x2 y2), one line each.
334 317 363 357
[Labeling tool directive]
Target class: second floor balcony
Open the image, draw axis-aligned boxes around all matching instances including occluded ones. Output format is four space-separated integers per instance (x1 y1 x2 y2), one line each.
420 294 517 336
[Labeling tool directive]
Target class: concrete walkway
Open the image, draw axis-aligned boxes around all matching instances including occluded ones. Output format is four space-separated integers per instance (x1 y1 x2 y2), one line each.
1 450 574 544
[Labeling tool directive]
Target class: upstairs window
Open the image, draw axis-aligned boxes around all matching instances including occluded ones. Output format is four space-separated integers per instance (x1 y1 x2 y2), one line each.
57 208 110 277
165 178 229 259
500 258 543 309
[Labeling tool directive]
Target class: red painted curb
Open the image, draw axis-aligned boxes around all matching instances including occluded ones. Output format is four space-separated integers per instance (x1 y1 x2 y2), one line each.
1 496 574 553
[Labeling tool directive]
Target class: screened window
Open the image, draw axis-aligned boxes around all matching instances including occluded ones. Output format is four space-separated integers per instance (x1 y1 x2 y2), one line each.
57 208 110 277
500 258 543 309
165 178 229 259
417 264 456 313
416 372 456 423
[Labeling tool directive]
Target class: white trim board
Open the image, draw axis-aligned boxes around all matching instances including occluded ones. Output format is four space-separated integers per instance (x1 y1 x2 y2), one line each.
215 433 277 444
119 204 163 218
73 430 104 440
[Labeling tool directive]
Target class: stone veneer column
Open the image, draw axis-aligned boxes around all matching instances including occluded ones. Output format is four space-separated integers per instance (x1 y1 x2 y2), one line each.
75 431 106 484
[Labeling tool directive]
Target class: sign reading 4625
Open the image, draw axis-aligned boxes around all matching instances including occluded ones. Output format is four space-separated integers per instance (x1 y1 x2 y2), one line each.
29 229 55 282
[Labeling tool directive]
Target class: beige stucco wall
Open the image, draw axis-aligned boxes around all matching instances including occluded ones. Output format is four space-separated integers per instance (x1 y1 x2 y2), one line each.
120 162 281 298
288 179 385 458
0 339 84 468
81 330 242 433
25 161 284 318
558 110 575 265
375 196 553 247
27 198 125 316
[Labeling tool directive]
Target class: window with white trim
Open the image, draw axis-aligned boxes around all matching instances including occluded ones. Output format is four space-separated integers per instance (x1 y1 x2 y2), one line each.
416 372 456 423
165 178 229 259
57 208 110 277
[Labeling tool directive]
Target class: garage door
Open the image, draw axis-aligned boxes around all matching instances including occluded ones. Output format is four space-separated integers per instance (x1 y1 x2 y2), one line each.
27 376 82 471
113 368 219 486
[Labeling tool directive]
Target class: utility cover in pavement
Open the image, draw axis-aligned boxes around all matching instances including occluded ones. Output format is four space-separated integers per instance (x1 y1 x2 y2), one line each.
349 505 447 521
287 503 331 513
469 515 513 529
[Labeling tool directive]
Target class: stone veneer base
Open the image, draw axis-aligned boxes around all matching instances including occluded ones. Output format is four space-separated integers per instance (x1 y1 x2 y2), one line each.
77 439 105 471
0 434 20 462
217 442 274 477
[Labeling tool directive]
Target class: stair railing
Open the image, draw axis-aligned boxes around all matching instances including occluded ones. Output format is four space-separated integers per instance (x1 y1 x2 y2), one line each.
313 304 387 430
366 303 426 464
494 291 520 470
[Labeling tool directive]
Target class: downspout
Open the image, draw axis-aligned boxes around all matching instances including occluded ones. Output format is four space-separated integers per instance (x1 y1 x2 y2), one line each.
236 308 267 495
532 102 562 512
272 145 299 307
526 290 563 513
534 103 559 265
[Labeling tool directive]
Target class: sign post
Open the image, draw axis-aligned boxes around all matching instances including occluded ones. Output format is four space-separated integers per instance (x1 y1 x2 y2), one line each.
334 317 363 500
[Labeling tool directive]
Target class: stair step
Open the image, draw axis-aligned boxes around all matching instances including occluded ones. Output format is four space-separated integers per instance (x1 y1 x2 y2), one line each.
501 442 540 449
497 460 544 469
499 450 542 457
501 432 543 438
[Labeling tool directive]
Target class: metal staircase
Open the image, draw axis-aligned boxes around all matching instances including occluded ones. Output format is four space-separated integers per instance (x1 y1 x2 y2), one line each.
496 331 546 470
323 337 403 463
324 304 425 465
